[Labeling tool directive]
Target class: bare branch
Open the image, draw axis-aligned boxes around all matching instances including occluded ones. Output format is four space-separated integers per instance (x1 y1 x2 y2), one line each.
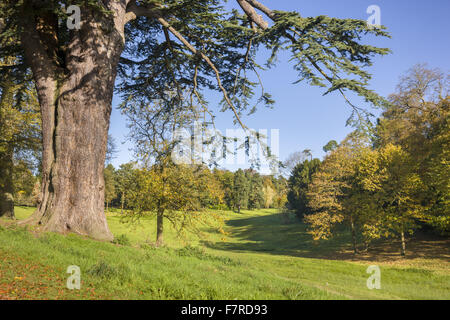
125 0 160 24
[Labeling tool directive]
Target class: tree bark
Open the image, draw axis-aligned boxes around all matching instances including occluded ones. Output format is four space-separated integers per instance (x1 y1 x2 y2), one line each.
156 209 164 247
0 147 15 219
18 2 128 241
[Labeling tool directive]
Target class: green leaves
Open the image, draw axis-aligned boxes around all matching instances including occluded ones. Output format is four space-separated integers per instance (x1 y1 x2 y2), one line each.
253 9 390 128
119 1 390 131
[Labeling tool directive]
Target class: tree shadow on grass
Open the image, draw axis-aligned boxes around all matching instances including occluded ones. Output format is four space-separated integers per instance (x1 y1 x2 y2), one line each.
203 212 355 260
202 212 450 263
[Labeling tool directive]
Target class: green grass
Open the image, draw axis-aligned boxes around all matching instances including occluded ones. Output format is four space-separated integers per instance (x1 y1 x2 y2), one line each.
0 206 449 300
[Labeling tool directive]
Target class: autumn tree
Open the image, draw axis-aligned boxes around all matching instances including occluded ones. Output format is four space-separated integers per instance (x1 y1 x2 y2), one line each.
358 144 424 256
282 151 307 177
116 162 138 215
104 164 117 212
213 169 235 210
196 166 225 209
105 134 119 165
247 170 264 210
1 0 389 239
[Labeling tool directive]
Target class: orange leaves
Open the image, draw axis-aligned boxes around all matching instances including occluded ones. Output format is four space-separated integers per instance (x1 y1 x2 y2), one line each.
0 249 102 300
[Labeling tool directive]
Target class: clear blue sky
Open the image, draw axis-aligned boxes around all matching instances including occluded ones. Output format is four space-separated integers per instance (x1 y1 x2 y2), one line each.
108 0 450 171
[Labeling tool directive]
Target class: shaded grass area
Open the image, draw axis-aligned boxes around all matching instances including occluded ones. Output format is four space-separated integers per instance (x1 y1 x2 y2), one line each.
0 206 448 299
0 225 339 299
206 210 450 266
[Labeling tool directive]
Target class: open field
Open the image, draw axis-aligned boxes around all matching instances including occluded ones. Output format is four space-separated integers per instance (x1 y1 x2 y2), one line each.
0 206 449 300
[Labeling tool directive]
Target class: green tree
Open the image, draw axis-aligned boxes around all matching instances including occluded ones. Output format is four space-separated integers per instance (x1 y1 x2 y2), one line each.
0 57 40 218
287 158 321 218
366 144 424 256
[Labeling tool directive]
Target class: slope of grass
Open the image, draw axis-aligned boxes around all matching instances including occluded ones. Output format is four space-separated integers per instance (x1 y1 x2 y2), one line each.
0 206 448 300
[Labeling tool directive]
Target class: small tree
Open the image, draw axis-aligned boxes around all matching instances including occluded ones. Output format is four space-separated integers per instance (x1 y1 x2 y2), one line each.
2 0 390 239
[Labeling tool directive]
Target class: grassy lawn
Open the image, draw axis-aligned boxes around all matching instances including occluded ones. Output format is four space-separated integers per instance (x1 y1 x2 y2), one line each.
0 206 449 300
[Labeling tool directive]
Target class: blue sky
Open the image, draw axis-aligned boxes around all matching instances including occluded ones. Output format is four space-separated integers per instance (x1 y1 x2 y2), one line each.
108 0 450 171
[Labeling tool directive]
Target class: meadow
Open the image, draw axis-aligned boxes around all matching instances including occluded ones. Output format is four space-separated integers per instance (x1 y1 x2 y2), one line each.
0 206 448 300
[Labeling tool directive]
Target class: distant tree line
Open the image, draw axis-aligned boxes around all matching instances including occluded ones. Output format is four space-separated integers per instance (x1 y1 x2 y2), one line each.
104 164 287 214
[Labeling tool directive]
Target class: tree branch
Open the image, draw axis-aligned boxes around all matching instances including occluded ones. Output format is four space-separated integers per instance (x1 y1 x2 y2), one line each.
239 0 368 117
155 14 247 130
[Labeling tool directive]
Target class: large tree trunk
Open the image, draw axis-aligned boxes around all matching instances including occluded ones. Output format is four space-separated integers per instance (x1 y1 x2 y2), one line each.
0 147 15 219
18 2 128 241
